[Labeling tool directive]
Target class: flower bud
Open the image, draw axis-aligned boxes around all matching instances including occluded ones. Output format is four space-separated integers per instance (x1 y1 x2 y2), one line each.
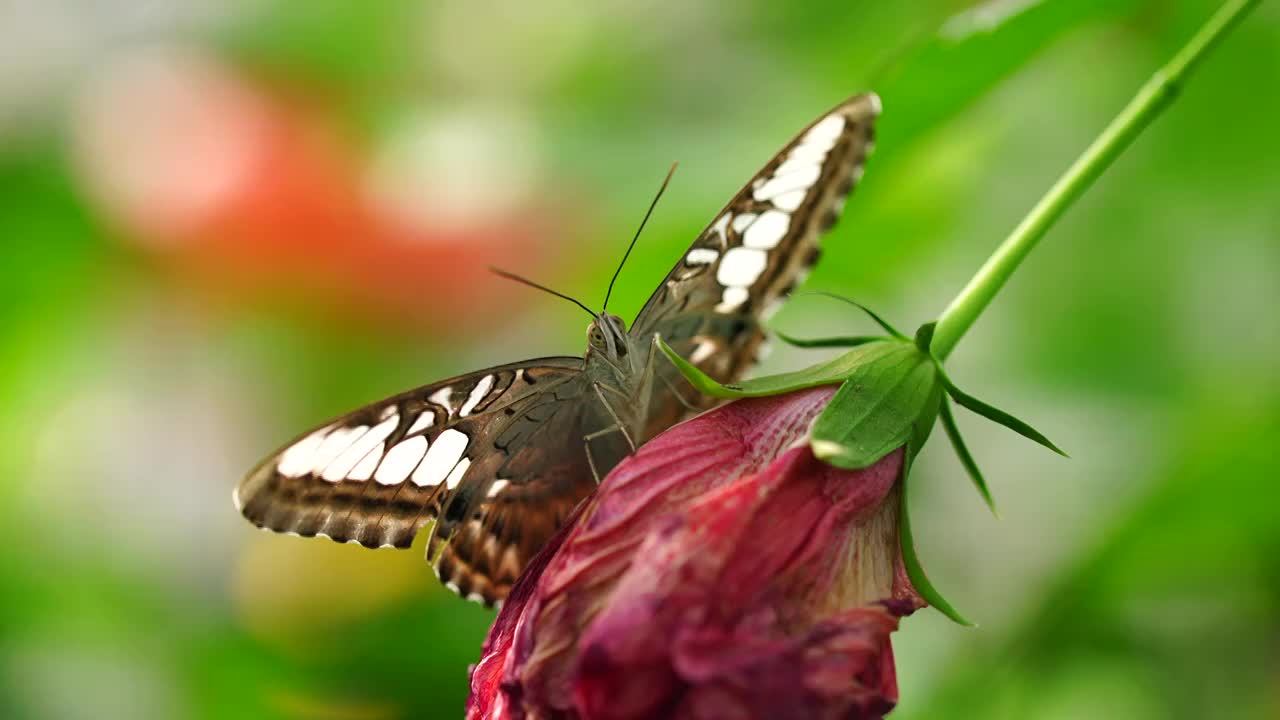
467 387 922 720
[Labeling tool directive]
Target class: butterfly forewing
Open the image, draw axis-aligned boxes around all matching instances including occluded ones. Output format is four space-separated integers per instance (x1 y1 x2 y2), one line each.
236 358 599 600
630 93 881 434
238 93 881 607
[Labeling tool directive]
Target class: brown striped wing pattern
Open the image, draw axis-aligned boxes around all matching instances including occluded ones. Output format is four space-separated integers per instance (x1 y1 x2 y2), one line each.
630 93 881 436
235 357 609 604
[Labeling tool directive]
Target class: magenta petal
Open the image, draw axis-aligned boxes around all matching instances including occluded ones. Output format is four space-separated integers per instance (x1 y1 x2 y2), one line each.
672 606 905 720
572 445 904 719
466 500 590 720
467 387 922 720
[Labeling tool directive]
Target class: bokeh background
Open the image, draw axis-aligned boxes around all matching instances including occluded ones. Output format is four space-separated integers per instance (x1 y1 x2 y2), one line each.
1 1 1277 718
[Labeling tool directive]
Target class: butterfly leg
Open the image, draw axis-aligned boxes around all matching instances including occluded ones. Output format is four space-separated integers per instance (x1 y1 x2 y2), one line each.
641 334 700 412
582 423 625 482
591 383 637 451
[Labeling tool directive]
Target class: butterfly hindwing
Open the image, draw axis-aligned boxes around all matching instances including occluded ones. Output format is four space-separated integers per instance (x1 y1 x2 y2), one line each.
428 367 619 604
236 357 600 601
631 93 881 435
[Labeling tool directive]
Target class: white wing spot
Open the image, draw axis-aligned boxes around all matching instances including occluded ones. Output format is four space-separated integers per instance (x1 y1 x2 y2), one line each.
753 164 820 203
773 155 817 177
787 143 829 164
690 339 718 364
742 210 790 250
324 416 397 482
731 213 757 234
459 374 495 417
686 248 718 266
487 479 510 498
715 286 750 313
445 457 471 490
277 429 327 477
376 435 429 485
717 247 768 287
407 411 435 435
429 387 453 413
711 212 730 241
803 115 845 151
347 446 383 481
310 426 365 478
466 592 487 605
772 189 806 211
413 428 468 487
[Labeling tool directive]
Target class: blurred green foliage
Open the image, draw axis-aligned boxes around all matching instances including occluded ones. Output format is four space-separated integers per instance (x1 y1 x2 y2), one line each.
0 1 1276 718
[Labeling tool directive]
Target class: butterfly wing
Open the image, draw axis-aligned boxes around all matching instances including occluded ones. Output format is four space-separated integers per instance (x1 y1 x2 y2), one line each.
240 94 880 606
629 93 880 436
236 357 604 605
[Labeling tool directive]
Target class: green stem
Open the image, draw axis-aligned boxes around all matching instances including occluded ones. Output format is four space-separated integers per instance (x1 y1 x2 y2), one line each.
929 0 1259 361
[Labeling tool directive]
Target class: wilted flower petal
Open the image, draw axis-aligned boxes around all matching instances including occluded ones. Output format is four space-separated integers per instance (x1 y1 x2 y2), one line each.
468 387 923 720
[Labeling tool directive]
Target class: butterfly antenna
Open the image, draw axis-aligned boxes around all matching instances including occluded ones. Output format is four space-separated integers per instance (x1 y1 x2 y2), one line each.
602 162 677 314
489 267 597 320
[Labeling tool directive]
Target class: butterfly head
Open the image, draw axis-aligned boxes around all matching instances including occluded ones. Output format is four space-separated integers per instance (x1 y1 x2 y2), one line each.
587 313 629 360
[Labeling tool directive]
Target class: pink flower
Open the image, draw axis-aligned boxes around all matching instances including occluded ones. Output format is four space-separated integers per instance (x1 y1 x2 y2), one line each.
467 386 924 720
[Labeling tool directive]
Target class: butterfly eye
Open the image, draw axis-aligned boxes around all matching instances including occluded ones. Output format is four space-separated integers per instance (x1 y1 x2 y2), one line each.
588 327 608 349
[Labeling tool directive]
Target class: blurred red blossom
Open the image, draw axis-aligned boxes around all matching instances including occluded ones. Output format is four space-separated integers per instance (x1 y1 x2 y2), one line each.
72 47 558 329
468 386 924 720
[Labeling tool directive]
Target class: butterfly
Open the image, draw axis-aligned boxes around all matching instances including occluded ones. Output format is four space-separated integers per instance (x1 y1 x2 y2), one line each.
235 93 881 607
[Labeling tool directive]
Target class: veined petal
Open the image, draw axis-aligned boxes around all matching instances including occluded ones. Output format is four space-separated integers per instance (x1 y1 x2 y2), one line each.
573 446 907 719
468 387 923 720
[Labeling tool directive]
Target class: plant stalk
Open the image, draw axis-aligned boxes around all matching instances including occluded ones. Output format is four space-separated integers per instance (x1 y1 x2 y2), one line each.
929 0 1260 361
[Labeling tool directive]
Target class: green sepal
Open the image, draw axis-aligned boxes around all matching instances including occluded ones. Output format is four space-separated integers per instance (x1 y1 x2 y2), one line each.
934 363 1068 457
774 332 890 349
912 320 1067 458
898 447 974 626
939 395 998 516
656 335 903 398
793 292 907 340
810 343 942 470
914 321 936 354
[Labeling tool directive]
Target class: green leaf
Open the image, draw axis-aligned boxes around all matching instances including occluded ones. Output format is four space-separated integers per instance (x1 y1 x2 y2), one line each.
810 344 940 469
940 396 998 516
792 292 907 340
656 335 904 398
899 451 974 626
774 332 889 349
934 363 1069 457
